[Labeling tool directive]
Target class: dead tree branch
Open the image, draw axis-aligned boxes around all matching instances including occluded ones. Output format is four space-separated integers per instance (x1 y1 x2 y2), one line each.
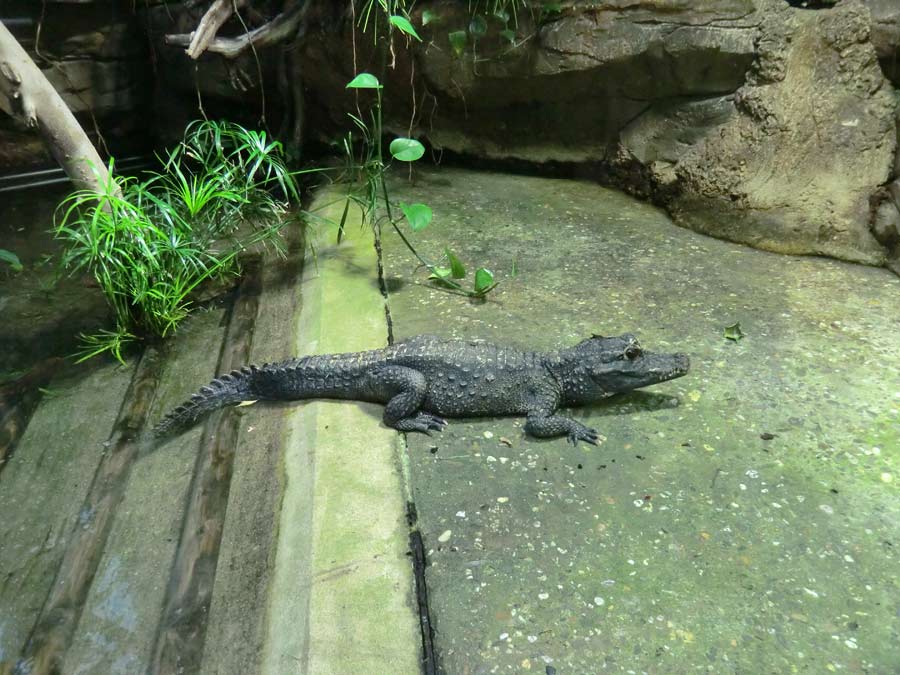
185 0 248 59
0 21 116 196
167 0 307 60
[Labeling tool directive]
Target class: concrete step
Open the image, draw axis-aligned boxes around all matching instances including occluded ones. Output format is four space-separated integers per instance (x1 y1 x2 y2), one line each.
0 186 421 675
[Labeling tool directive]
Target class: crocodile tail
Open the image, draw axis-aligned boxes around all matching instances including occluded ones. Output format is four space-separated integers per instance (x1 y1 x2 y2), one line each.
153 364 262 437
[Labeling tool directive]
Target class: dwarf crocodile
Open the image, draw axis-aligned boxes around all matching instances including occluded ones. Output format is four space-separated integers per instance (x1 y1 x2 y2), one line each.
154 333 689 445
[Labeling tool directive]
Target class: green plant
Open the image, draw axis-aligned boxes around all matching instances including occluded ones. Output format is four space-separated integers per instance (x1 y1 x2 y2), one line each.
345 4 504 297
0 249 23 272
74 328 137 364
359 0 541 47
55 121 296 363
167 120 300 204
342 73 497 298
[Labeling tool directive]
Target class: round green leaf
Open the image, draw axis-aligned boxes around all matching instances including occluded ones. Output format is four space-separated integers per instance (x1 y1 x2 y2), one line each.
422 9 439 26
500 29 516 44
390 137 425 162
400 202 433 231
469 16 488 37
474 267 495 293
389 15 421 41
346 73 382 89
724 322 745 341
428 267 452 280
448 30 467 57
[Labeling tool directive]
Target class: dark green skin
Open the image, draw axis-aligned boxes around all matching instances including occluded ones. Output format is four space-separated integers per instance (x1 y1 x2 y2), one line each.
154 334 690 445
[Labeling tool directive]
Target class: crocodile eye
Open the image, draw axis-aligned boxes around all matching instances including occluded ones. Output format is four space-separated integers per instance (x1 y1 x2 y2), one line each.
624 345 642 360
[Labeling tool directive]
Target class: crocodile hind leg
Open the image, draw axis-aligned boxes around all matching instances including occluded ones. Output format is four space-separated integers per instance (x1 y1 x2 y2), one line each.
366 366 448 434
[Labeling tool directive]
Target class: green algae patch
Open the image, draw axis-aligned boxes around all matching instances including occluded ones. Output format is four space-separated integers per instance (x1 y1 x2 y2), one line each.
262 191 420 675
382 167 900 673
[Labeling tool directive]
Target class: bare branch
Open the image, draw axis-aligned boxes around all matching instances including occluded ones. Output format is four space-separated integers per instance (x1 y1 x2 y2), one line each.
185 0 248 59
166 0 307 61
0 21 117 196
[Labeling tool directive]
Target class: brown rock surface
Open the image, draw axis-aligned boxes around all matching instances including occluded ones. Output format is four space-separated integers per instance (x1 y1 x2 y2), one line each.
293 0 898 269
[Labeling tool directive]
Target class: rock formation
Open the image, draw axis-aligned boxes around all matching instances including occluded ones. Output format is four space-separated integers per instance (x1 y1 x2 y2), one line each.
297 0 900 272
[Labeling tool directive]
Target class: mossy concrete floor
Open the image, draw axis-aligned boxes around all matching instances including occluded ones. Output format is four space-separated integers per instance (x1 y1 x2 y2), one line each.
0 190 419 674
382 167 899 673
1 167 897 674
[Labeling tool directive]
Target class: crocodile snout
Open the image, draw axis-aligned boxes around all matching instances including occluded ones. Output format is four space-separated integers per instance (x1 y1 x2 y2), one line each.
672 353 690 376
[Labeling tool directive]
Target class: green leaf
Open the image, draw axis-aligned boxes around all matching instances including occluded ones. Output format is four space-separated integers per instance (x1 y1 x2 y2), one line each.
428 267 452 280
400 202 433 231
346 73 382 89
500 28 516 44
337 196 351 244
723 322 745 341
474 267 495 294
445 248 466 279
389 137 425 162
389 15 421 40
493 9 510 23
422 9 439 26
448 30 467 57
542 1 562 14
0 249 23 272
428 267 463 290
468 15 488 37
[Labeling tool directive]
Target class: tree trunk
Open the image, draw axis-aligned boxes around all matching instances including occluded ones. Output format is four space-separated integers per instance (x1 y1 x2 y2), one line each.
0 21 115 195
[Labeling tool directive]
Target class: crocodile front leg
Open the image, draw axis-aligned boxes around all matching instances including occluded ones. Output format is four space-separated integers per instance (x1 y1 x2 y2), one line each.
524 413 600 446
365 365 448 434
521 381 600 446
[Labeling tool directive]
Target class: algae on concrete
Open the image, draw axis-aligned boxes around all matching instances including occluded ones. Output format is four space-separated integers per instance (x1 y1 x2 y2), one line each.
200 243 304 675
382 167 899 673
261 193 421 675
1 179 423 674
2 167 895 673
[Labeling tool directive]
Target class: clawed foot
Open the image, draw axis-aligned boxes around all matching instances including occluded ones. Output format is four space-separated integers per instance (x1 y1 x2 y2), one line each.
568 423 600 446
525 414 602 446
395 412 449 435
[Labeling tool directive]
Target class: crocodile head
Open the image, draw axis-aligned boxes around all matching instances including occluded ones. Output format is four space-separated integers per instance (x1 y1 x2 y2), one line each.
557 334 690 404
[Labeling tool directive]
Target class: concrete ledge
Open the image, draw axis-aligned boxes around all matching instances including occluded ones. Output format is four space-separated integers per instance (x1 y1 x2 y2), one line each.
64 308 228 674
262 192 421 674
0 361 133 667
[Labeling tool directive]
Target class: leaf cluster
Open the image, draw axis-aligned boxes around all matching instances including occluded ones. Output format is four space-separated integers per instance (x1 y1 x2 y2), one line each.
0 249 23 272
342 73 496 298
55 120 298 362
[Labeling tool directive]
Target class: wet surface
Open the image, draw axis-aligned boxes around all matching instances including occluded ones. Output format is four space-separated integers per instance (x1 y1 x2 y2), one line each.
0 185 420 674
382 167 900 673
1 171 897 673
0 188 109 375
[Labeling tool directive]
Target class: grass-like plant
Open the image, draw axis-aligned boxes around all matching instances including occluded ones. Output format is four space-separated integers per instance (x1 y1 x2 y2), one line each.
0 249 23 272
358 0 531 34
55 120 297 363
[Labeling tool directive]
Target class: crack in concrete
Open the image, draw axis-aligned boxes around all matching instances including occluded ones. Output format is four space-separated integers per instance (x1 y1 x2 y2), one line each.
406 501 438 675
376 228 436 672
373 221 395 345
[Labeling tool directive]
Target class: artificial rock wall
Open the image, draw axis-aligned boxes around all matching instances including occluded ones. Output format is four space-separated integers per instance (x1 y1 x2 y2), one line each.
296 0 900 273
6 0 900 275
0 1 153 171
